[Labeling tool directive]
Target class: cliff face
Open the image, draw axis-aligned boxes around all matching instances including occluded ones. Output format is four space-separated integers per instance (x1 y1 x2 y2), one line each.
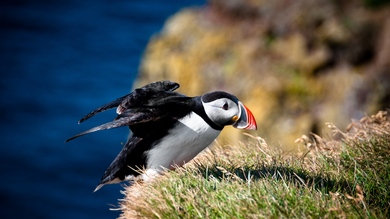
135 0 390 150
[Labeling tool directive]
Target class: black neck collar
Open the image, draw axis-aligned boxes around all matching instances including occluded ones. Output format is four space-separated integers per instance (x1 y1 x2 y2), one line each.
192 96 224 131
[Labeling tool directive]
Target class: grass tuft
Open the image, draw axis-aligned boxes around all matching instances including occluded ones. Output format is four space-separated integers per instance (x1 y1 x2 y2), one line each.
118 111 390 218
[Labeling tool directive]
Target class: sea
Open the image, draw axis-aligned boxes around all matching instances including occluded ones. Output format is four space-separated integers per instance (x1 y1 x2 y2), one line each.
0 0 205 218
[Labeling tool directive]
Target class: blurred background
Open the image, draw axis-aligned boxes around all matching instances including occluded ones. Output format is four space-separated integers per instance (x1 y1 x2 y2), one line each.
1 0 389 218
0 0 205 218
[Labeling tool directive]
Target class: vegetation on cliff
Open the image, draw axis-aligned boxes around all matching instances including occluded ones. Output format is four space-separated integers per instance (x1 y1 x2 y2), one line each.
117 111 389 218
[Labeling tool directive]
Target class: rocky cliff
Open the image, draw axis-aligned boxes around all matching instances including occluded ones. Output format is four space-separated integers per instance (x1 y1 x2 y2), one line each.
135 0 390 150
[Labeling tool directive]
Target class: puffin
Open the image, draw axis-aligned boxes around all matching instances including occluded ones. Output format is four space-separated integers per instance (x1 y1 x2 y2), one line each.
66 81 257 191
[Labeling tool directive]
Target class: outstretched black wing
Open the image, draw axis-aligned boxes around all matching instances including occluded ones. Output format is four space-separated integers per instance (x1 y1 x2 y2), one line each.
66 80 192 142
78 80 180 124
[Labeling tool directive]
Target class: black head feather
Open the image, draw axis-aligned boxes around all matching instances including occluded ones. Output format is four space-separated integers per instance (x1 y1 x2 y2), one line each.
201 91 239 103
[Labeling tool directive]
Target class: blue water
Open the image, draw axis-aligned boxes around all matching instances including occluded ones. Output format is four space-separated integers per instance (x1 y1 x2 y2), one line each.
0 1 205 218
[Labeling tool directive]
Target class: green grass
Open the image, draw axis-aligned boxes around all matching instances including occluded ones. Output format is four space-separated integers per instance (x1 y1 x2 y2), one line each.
118 111 390 219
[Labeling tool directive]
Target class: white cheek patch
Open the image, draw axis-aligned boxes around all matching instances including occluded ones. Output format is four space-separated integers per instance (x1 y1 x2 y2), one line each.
202 99 239 126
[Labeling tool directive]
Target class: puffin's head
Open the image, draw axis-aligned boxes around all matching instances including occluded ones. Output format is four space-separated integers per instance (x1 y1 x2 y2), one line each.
201 91 257 130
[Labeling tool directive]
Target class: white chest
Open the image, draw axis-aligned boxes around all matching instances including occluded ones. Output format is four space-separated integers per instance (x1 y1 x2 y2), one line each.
145 112 221 171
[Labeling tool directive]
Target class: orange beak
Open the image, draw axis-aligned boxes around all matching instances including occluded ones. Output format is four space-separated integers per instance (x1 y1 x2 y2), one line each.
233 102 257 130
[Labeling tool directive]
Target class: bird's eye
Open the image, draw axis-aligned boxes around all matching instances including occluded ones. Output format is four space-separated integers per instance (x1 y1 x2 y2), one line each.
222 102 228 110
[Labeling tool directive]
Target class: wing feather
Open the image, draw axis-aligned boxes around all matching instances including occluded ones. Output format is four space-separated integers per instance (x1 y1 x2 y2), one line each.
78 81 179 123
78 94 129 124
66 110 164 142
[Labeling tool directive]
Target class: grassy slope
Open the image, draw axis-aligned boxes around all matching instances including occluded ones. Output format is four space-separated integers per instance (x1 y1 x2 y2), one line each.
118 111 390 218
